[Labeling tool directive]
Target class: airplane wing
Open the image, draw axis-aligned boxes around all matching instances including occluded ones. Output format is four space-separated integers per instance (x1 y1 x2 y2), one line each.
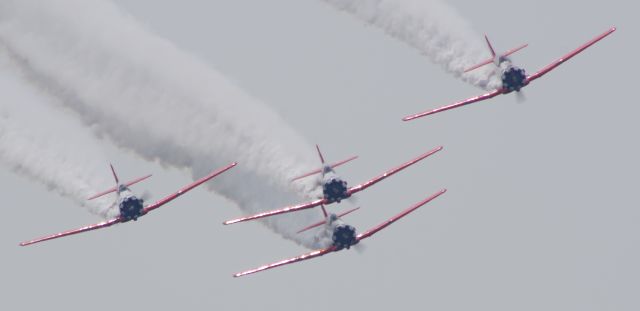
223 198 327 225
526 27 616 83
402 89 503 121
233 246 338 277
345 146 443 196
19 217 123 246
142 162 237 214
356 189 446 241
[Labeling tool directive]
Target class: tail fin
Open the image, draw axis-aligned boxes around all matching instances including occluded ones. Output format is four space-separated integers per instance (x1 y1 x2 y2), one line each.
485 35 497 58
316 145 325 164
464 35 528 73
296 207 360 234
110 163 119 184
87 164 152 200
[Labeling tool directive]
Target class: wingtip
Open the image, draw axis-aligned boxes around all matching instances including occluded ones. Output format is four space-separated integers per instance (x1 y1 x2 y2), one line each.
223 219 239 225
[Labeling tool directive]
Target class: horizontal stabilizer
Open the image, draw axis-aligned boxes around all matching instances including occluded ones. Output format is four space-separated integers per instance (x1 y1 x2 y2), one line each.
296 207 361 234
291 155 358 181
87 174 152 200
464 35 528 73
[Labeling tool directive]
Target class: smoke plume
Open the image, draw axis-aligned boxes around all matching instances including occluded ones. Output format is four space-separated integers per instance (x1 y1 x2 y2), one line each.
321 0 500 89
0 0 323 247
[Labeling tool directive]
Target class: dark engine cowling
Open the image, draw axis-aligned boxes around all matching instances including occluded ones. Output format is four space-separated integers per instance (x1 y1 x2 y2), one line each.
119 197 144 221
323 178 349 203
332 224 357 250
501 67 527 92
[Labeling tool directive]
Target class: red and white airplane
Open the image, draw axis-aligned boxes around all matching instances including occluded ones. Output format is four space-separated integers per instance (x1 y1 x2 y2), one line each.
233 189 446 277
402 26 616 121
223 145 442 225
20 162 237 246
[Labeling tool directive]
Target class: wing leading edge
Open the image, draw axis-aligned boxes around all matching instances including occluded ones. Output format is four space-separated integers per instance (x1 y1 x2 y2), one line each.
345 146 443 195
19 218 123 246
526 27 616 83
402 89 503 121
233 189 446 277
143 162 237 214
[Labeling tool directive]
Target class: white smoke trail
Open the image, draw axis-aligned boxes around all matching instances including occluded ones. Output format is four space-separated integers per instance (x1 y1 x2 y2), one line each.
0 0 323 247
321 0 500 89
0 55 116 217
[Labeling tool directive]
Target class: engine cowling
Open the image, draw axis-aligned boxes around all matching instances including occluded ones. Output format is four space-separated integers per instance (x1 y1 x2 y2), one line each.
332 224 357 250
119 196 144 221
323 178 349 203
501 66 527 92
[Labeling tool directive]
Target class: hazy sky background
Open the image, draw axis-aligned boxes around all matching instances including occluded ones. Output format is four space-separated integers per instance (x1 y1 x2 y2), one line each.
1 1 637 310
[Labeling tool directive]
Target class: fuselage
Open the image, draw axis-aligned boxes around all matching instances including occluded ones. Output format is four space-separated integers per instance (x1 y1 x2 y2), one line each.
321 165 350 203
116 185 145 221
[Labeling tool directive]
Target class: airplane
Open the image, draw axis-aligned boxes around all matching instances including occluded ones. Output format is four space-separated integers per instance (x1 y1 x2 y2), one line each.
20 162 237 246
223 145 443 225
402 26 616 121
233 189 447 277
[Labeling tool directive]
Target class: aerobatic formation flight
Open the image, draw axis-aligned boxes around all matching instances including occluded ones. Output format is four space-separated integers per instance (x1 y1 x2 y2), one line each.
402 27 616 121
19 162 237 246
11 5 617 279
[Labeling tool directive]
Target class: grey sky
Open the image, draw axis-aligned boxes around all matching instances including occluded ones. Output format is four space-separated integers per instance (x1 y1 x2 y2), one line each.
1 0 637 310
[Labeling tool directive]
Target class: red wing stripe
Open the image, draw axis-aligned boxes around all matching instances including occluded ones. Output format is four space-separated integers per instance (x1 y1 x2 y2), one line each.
402 89 503 121
356 189 446 242
526 27 615 83
19 217 123 246
224 198 326 225
143 162 236 214
346 146 442 196
233 247 337 277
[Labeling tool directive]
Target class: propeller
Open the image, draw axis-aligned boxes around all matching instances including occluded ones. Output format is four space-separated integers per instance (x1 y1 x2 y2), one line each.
140 190 152 203
515 90 526 103
353 242 367 254
346 195 358 205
